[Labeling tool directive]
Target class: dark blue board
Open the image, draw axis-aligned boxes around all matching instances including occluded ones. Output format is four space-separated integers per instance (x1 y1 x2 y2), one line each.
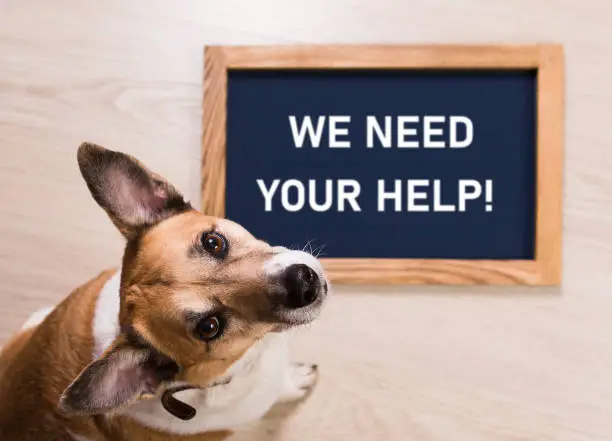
225 69 537 259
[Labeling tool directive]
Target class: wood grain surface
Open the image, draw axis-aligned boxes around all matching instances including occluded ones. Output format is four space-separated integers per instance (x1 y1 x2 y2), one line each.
535 44 565 284
202 44 564 285
1 1 612 440
220 44 545 68
202 47 228 218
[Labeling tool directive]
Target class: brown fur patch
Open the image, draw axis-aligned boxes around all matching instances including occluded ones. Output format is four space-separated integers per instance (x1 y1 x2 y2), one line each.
0 270 114 440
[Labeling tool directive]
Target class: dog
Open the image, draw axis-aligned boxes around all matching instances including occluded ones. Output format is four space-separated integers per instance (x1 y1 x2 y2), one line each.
0 143 329 441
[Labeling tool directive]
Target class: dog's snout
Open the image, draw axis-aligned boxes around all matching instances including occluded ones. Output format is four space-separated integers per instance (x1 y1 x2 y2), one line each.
283 264 320 309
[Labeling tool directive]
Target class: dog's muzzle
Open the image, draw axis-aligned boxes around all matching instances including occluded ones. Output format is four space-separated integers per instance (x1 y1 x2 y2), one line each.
281 263 325 309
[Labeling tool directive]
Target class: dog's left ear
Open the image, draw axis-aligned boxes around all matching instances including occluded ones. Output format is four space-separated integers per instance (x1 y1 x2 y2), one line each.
59 337 178 416
76 142 192 239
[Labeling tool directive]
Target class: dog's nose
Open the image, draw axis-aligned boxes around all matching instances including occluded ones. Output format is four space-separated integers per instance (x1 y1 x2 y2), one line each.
282 264 321 308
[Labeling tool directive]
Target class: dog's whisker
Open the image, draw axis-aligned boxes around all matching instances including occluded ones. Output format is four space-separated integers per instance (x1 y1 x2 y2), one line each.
301 240 315 255
312 244 327 258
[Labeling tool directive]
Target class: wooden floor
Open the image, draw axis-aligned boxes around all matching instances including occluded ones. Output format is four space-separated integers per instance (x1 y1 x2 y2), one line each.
1 1 612 440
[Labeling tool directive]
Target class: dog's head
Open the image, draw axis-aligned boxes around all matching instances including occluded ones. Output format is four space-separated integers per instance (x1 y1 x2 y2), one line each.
59 143 328 417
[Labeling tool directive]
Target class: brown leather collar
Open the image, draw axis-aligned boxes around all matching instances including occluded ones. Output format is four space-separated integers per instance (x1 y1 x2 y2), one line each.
160 373 233 420
161 385 198 420
160 374 234 421
123 327 235 421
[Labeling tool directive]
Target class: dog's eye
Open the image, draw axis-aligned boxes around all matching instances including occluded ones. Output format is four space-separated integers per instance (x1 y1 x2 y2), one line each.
195 315 224 341
201 232 228 258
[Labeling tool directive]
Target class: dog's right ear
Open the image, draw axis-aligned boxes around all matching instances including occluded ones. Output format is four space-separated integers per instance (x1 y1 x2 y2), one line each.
77 142 191 239
58 336 178 416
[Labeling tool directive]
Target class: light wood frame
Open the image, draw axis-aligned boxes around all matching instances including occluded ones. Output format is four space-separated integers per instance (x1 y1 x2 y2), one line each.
201 44 564 286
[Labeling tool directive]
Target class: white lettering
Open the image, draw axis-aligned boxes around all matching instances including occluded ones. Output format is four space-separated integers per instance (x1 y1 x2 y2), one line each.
308 179 333 212
281 179 305 212
337 179 361 211
458 179 482 211
256 179 280 212
288 115 326 148
450 116 473 148
366 115 392 148
423 116 446 148
407 180 429 212
433 179 455 212
377 179 401 212
329 116 351 148
397 116 420 148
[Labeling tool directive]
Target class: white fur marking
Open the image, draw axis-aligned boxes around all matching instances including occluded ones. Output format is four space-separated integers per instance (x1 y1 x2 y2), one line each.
278 363 318 402
173 291 216 314
264 249 326 283
21 306 54 330
92 269 121 359
124 332 296 434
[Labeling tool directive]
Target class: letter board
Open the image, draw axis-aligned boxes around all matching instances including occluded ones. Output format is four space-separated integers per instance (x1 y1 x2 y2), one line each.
202 45 564 285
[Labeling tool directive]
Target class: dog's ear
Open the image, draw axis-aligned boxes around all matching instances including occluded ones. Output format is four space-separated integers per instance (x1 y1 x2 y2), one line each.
77 142 191 239
58 337 178 416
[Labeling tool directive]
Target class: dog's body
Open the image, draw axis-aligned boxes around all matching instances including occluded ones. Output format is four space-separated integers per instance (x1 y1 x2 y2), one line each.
0 144 327 441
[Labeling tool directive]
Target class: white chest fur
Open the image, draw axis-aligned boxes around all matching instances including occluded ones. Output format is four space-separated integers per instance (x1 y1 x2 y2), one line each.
125 332 291 434
91 271 316 435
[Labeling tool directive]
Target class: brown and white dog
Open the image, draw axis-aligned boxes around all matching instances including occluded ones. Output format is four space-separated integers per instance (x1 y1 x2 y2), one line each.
0 143 329 441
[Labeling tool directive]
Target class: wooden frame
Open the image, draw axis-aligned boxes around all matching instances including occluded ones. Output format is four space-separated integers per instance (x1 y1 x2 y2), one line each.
201 44 564 285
